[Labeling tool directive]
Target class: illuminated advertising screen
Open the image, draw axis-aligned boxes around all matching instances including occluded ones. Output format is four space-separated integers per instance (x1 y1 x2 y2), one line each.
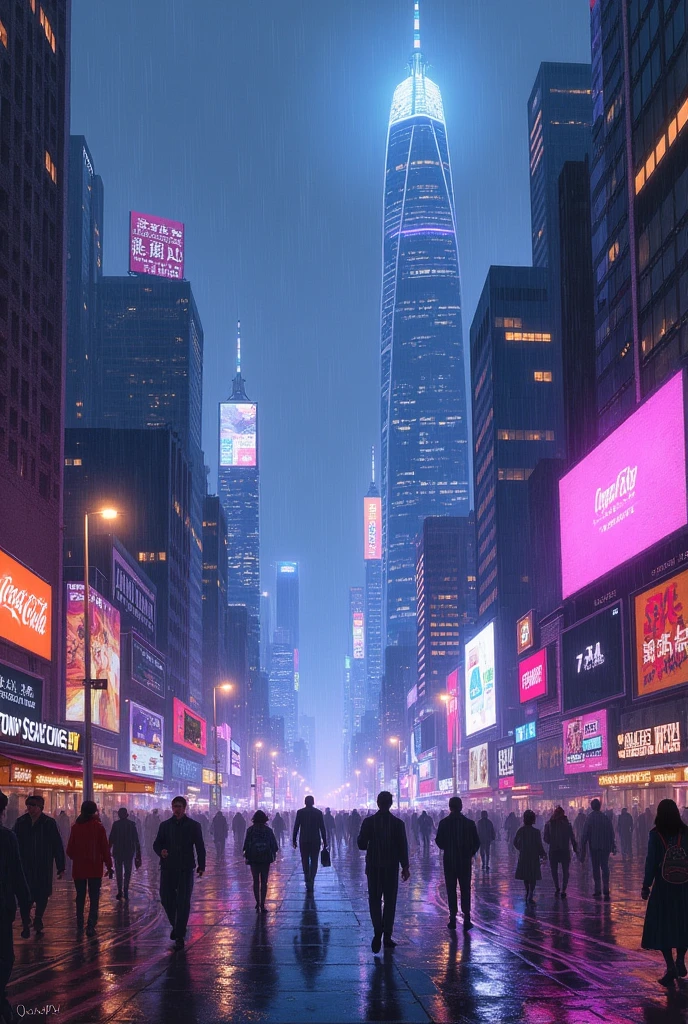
465 622 496 737
515 721 536 744
468 743 490 790
518 647 548 703
364 497 382 560
559 371 687 599
112 543 156 643
231 740 241 777
172 697 207 756
446 668 459 753
561 603 624 712
516 610 535 656
129 702 163 780
129 211 184 279
563 709 609 774
219 403 257 467
131 635 165 699
634 568 688 698
497 745 514 789
537 737 563 779
352 612 365 659
0 547 52 660
65 583 121 733
171 754 202 784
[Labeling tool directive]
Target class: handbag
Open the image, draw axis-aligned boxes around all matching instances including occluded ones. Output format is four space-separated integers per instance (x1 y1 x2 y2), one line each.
320 846 331 868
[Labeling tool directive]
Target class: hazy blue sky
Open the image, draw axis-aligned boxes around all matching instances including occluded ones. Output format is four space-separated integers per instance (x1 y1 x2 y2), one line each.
71 0 591 794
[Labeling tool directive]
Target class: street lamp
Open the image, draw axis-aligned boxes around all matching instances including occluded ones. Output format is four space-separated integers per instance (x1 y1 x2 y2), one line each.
271 750 278 812
389 737 402 809
213 683 233 810
83 507 119 802
253 741 263 810
439 692 459 796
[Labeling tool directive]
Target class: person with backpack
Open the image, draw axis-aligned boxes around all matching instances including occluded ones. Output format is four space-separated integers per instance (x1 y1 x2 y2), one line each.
641 799 688 986
357 791 410 953
243 810 279 912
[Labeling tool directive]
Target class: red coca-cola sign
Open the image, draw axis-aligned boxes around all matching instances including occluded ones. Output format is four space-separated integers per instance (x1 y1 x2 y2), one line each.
0 549 52 660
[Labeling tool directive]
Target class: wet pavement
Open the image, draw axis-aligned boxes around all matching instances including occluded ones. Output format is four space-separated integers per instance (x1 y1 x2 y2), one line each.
8 834 688 1023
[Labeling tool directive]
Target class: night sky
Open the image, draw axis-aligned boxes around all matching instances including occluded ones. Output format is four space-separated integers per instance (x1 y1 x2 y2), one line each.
70 0 591 794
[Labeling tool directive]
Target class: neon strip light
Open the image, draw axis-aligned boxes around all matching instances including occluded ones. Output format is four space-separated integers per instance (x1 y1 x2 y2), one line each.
399 227 455 236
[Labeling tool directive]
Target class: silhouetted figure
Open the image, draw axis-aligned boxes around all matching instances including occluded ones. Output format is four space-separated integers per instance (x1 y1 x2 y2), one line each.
334 812 346 850
145 809 161 857
0 790 30 1024
581 798 616 900
636 806 649 857
435 796 480 931
272 812 286 847
292 795 327 893
573 808 587 849
514 809 546 903
410 811 419 847
641 799 688 987
476 811 496 872
504 811 517 846
211 811 228 860
324 808 336 848
418 811 433 855
243 810 278 911
13 794 65 936
232 811 247 848
66 801 113 936
109 807 141 901
357 791 410 953
348 809 361 846
153 796 206 951
543 806 577 897
617 808 634 861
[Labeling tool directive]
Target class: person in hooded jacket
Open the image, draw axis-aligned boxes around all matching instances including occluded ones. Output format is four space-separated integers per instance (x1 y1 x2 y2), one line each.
543 806 578 897
66 801 113 936
243 810 279 911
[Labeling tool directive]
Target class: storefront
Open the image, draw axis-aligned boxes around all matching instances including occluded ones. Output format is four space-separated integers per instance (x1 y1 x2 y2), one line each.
598 766 688 810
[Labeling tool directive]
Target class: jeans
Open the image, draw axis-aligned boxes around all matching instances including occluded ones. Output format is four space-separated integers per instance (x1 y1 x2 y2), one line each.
74 878 102 928
251 863 270 906
549 851 571 891
590 849 611 894
160 868 194 939
22 891 49 926
300 842 320 887
0 912 14 1003
115 857 133 896
367 866 399 937
420 833 431 855
444 867 472 920
479 844 491 869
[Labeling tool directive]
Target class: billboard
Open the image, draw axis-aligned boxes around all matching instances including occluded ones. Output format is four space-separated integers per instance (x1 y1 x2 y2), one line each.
65 583 121 733
112 543 156 642
129 211 184 279
468 742 490 790
516 611 535 656
352 612 365 659
515 720 536 744
563 709 609 774
0 662 42 723
131 635 165 699
465 622 496 737
561 603 624 712
519 647 548 703
497 744 514 789
364 497 382 560
446 668 459 753
172 697 207 756
171 753 202 784
559 371 687 599
0 548 52 660
231 740 241 776
219 403 257 467
129 702 163 780
634 568 688 698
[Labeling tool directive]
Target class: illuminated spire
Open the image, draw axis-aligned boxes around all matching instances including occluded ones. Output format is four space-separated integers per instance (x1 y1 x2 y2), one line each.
367 445 379 498
371 445 376 485
230 317 249 401
236 319 241 376
413 0 421 50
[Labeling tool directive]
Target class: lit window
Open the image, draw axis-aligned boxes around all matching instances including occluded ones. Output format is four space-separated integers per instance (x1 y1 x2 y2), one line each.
608 240 619 263
73 458 82 466
0 19 7 47
64 458 72 466
533 371 552 382
158 552 167 561
44 151 57 184
39 7 56 51
505 331 551 343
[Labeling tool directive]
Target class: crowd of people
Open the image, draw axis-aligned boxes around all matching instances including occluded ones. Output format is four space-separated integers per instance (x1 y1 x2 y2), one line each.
1 788 688 1024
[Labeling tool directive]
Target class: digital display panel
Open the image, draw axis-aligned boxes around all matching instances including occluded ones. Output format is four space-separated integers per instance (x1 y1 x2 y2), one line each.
515 721 536 744
517 611 535 656
129 702 163 780
561 603 624 712
634 567 688 698
220 403 257 467
65 583 121 733
468 743 489 790
497 745 514 789
519 647 548 703
464 622 496 737
446 668 459 754
231 740 241 776
131 635 165 698
171 754 202 784
0 547 52 660
563 709 609 774
364 497 382 560
559 371 687 599
129 211 184 279
112 544 156 642
172 697 207 756
352 612 365 659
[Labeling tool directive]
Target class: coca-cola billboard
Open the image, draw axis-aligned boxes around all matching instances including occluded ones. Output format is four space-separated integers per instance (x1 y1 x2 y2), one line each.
0 548 52 661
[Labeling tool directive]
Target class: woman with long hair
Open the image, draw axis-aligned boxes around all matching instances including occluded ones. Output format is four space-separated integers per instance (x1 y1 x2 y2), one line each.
514 809 547 903
641 798 688 986
243 810 278 912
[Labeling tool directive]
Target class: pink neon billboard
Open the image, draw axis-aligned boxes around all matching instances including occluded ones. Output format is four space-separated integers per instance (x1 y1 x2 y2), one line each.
563 709 608 775
518 647 547 703
129 212 185 280
559 372 687 599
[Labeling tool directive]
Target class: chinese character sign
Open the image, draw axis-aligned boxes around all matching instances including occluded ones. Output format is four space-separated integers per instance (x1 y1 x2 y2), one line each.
65 583 121 733
364 497 382 560
635 568 688 697
561 604 624 712
129 211 184 279
220 403 257 467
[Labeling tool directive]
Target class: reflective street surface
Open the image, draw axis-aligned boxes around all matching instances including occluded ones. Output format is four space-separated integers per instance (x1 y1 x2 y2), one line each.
9 836 688 1024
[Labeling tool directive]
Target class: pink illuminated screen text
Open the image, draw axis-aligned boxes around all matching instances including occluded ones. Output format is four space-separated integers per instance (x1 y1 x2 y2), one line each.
129 211 185 280
518 648 547 703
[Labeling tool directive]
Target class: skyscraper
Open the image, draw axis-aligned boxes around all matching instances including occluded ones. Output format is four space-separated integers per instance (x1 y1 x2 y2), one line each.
269 627 297 753
363 448 382 715
380 1 470 645
275 562 299 649
349 586 366 733
202 495 229 707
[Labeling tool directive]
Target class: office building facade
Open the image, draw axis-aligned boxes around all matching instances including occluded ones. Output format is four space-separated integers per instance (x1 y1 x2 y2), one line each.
364 452 383 716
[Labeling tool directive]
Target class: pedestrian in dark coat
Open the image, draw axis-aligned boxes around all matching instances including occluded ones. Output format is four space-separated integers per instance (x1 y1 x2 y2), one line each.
109 808 141 900
211 811 229 860
641 799 688 987
232 811 247 846
292 796 327 892
617 808 634 861
0 790 30 1024
13 794 65 936
272 812 286 847
153 796 206 951
581 798 617 899
514 810 547 902
543 806 578 897
476 811 496 872
66 801 113 937
357 791 410 953
436 797 480 931
243 810 278 911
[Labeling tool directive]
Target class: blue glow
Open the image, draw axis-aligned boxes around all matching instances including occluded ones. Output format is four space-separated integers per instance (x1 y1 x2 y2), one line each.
414 0 421 49
400 227 455 236
389 72 444 126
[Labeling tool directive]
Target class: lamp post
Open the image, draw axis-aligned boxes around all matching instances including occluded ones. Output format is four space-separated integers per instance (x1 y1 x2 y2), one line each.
366 757 375 806
213 683 233 810
253 741 263 810
439 692 459 796
83 507 119 803
389 737 402 809
271 750 278 811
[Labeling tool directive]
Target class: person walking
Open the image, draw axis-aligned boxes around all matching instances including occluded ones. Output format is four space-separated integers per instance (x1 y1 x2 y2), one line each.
153 797 205 951
334 811 346 851
243 810 278 911
476 810 496 873
66 801 113 936
618 808 634 861
543 806 578 898
581 798 616 900
13 794 65 937
573 808 587 849
435 797 480 931
292 795 327 893
514 810 547 903
232 810 247 849
357 791 410 953
0 790 30 1024
641 799 688 987
272 812 286 848
348 808 361 847
418 811 433 856
211 810 229 860
410 811 420 848
108 808 141 901
324 807 336 849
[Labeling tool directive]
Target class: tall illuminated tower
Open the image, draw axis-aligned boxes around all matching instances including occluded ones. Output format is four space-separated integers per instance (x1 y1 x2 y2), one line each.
381 1 469 645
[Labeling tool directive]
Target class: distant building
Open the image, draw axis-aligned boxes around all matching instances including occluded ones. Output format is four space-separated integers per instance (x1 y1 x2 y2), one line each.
269 627 297 753
202 495 229 709
275 562 299 648
364 449 383 717
349 587 366 733
380 646 415 786
299 714 316 782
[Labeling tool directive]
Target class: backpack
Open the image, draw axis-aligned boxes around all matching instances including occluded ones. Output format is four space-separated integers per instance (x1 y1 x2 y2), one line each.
658 833 688 884
246 828 272 864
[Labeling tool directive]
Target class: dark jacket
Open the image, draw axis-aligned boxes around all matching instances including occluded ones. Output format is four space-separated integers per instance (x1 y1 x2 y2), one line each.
153 815 206 872
292 806 327 848
13 812 65 895
211 813 229 840
642 828 688 950
543 816 578 857
242 824 278 865
476 816 496 847
232 812 246 837
514 825 546 881
581 810 616 855
66 817 112 880
0 825 30 920
109 818 141 862
357 810 409 874
435 812 480 871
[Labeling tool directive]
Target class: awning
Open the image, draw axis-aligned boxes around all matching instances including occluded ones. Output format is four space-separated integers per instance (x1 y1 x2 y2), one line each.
0 751 156 794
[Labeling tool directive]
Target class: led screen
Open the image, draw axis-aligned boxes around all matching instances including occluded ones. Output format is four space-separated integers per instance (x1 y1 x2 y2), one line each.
65 583 120 733
634 567 688 698
129 702 163 780
129 211 184 279
131 635 165 698
364 497 382 560
518 647 548 703
0 548 52 660
446 668 459 753
468 743 489 790
231 740 241 776
561 603 624 712
172 697 207 756
352 612 365 659
497 745 514 789
563 709 609 775
464 622 496 737
559 372 687 599
220 403 257 467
